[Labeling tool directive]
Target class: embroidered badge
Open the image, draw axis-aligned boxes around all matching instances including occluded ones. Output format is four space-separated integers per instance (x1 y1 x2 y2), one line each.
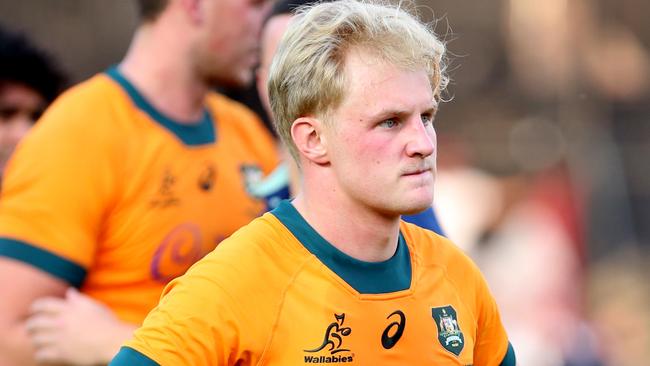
431 305 464 356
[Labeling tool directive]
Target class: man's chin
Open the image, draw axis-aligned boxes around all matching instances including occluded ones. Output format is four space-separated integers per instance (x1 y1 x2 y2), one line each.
398 195 434 216
375 201 431 218
399 203 431 216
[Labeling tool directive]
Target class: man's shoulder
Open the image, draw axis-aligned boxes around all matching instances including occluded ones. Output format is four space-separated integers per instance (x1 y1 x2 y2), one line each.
37 73 127 130
205 92 273 140
16 73 131 156
205 91 280 171
174 213 307 312
201 212 306 276
221 212 287 248
400 220 478 274
205 92 262 124
54 73 122 108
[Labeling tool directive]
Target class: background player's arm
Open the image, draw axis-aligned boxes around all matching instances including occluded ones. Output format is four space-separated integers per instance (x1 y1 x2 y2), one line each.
0 258 67 366
0 81 127 365
26 288 138 366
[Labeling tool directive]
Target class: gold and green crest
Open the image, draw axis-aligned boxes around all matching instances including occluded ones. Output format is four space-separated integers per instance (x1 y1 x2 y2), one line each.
431 305 464 356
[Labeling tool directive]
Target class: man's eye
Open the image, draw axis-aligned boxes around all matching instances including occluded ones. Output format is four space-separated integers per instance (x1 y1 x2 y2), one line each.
421 114 433 125
0 106 19 120
379 119 398 128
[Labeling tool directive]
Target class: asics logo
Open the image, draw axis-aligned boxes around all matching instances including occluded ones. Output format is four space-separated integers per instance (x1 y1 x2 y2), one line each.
381 310 406 349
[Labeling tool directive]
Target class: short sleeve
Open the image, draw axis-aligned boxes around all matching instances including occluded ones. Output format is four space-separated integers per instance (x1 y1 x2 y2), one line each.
472 265 514 366
0 84 119 286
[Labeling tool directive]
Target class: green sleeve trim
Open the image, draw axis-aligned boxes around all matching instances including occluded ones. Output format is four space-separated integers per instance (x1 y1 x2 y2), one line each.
0 237 86 288
109 346 161 366
499 342 516 366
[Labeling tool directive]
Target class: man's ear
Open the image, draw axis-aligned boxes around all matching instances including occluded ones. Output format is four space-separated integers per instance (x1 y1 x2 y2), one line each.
291 117 330 165
180 0 203 24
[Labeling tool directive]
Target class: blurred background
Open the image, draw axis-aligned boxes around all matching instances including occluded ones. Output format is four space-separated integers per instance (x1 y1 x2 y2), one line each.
1 0 648 365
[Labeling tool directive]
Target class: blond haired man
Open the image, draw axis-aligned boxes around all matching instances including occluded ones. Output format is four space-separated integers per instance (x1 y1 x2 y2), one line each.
110 1 515 364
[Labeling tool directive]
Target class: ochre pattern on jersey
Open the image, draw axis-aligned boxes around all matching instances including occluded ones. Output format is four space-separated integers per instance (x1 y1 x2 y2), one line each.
121 203 509 365
0 72 279 324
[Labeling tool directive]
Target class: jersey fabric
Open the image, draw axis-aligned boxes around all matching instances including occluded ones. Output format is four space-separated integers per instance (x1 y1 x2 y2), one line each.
111 200 515 365
0 67 281 324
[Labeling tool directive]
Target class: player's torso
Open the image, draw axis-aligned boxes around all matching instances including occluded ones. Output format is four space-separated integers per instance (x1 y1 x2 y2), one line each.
257 260 478 366
84 74 274 323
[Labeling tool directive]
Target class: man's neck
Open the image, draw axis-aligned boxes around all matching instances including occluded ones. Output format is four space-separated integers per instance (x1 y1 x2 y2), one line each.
291 190 401 263
118 26 208 124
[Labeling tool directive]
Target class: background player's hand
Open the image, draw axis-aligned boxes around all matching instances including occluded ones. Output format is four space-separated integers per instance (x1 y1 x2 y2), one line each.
25 288 136 365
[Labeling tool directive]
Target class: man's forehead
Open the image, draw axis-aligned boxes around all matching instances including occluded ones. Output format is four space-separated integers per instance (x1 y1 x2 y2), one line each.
342 47 432 84
343 50 433 90
0 83 45 106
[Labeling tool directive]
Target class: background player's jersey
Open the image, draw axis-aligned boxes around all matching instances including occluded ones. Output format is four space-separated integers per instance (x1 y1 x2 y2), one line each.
0 68 280 324
112 200 515 365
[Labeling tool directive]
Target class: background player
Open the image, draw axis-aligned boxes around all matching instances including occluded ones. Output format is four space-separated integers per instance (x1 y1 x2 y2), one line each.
0 0 277 364
110 0 515 364
0 25 65 184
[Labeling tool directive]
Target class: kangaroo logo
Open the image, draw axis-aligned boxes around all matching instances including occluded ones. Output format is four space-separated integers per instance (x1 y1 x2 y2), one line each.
150 167 180 207
304 313 352 354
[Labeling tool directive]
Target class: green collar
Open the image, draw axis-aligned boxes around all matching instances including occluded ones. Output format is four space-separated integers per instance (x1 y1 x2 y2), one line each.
106 66 216 146
271 200 411 294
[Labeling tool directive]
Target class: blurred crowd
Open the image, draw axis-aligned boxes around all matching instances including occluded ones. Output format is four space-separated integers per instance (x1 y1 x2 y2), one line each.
0 0 648 365
433 0 650 364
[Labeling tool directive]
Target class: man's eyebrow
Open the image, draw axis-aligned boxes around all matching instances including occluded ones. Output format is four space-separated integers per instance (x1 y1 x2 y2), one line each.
367 103 438 120
425 105 439 118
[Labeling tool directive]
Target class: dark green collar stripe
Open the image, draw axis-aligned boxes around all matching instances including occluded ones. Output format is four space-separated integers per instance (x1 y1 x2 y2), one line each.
106 67 216 146
0 237 86 288
500 342 516 366
109 347 160 366
271 200 411 294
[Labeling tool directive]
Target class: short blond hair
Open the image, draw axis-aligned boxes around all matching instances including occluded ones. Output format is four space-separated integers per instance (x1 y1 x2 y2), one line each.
268 0 448 162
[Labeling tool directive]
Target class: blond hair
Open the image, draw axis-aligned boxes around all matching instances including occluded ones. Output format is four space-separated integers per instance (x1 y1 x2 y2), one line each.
268 0 448 161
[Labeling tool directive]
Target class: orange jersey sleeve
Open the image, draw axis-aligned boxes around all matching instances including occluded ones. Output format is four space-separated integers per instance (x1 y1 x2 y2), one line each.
0 77 122 285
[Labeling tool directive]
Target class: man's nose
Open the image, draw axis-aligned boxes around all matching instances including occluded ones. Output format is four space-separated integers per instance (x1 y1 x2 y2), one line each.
404 118 435 158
